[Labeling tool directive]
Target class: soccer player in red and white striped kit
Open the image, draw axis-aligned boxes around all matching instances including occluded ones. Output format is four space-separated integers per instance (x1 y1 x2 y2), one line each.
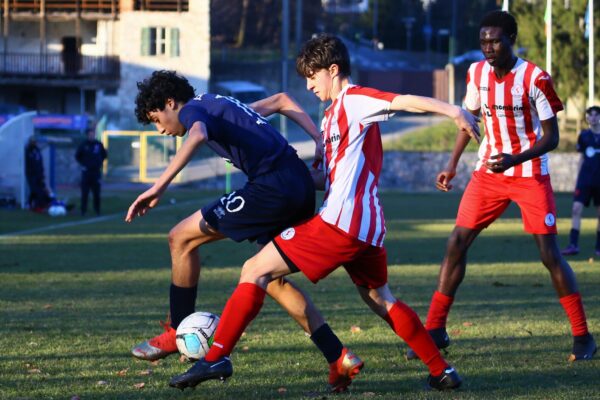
169 33 481 391
408 10 596 362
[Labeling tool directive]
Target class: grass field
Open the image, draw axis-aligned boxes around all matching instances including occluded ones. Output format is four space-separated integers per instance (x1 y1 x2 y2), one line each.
1 189 599 399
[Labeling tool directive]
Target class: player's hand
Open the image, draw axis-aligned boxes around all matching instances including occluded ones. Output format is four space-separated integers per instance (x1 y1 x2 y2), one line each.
436 169 456 192
454 109 481 144
125 187 162 222
485 153 514 173
313 143 324 169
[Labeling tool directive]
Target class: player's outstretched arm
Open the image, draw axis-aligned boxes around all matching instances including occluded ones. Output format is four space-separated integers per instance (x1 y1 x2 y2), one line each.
390 95 481 144
250 93 321 143
125 122 207 222
251 92 323 165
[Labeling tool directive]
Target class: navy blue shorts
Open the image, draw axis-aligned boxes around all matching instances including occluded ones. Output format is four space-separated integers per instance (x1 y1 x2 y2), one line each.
201 156 315 245
574 184 600 207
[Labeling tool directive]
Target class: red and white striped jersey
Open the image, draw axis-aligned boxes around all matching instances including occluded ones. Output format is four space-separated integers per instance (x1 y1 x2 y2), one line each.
464 58 563 177
318 84 396 247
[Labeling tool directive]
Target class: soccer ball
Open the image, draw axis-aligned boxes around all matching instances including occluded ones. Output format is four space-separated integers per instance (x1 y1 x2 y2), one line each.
175 311 220 360
48 204 66 217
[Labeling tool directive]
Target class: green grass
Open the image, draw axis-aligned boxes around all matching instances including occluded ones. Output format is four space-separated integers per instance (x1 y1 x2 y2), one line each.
383 120 480 152
1 190 599 399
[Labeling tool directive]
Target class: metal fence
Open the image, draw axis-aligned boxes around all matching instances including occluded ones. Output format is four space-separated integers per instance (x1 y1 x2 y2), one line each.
0 53 119 79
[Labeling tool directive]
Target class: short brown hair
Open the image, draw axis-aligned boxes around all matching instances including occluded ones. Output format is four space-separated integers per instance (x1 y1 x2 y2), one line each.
296 34 351 78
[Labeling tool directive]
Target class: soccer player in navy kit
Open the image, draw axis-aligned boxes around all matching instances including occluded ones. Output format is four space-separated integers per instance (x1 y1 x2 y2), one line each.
562 106 600 256
127 70 359 391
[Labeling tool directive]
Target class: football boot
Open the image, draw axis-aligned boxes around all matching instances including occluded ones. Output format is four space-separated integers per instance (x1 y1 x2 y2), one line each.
131 321 178 361
568 333 597 362
405 327 450 361
561 244 580 256
427 366 462 391
327 347 364 393
169 356 233 390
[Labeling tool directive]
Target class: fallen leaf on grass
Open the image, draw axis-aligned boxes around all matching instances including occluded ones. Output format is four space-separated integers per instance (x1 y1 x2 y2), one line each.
116 368 128 376
133 382 145 389
27 368 41 374
43 304 53 309
462 322 473 327
277 387 287 394
139 369 153 376
350 325 362 333
242 346 250 352
96 380 109 386
150 360 160 366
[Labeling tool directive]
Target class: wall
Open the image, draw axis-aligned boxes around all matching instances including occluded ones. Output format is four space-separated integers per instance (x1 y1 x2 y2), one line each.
380 151 580 192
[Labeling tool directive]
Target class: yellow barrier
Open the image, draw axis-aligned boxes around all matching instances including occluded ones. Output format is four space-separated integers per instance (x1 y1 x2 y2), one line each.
102 130 183 183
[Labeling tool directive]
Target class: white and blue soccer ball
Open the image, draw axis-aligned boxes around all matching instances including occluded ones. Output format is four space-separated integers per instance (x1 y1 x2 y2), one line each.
175 311 220 361
48 204 66 217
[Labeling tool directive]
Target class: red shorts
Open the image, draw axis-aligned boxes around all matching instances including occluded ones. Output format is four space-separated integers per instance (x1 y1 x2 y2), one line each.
273 215 388 289
457 171 558 234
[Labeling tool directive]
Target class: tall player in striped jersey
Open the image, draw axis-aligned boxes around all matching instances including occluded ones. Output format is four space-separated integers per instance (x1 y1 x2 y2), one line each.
169 34 481 391
407 10 596 362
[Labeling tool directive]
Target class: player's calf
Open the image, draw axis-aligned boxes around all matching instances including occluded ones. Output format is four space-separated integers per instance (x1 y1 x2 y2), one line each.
406 327 450 361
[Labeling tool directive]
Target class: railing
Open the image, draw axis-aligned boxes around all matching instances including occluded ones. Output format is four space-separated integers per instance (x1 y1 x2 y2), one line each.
3 0 188 13
0 53 119 79
134 0 188 11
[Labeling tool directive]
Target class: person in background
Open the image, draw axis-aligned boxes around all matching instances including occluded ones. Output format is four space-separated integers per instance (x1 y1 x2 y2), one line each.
25 136 51 212
75 128 107 216
562 106 600 256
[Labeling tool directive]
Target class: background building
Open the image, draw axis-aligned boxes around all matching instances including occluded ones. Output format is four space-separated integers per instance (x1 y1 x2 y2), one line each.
0 0 209 128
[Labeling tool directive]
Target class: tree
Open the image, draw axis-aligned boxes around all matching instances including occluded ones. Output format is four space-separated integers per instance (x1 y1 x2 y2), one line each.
512 0 600 117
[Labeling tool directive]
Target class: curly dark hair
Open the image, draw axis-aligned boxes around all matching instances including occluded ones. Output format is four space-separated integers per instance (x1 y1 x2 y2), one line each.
480 10 518 40
134 70 196 124
296 34 351 78
586 106 600 115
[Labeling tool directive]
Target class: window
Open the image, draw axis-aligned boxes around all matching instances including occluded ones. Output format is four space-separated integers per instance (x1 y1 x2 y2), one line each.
141 27 180 57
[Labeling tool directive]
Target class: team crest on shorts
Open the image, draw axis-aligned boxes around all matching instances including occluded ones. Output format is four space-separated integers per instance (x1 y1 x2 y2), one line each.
545 213 556 227
280 227 295 240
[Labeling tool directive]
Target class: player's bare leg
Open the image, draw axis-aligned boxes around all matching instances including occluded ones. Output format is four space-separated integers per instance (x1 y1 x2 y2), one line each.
534 234 596 361
562 201 584 255
132 210 225 361
407 226 480 361
595 205 600 255
264 276 325 334
356 284 461 390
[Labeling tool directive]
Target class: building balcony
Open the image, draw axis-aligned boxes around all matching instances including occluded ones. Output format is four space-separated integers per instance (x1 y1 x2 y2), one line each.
2 0 188 15
0 52 119 87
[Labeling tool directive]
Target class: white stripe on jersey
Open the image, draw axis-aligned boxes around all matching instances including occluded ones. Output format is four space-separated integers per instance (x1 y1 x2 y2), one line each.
318 84 394 247
467 58 562 177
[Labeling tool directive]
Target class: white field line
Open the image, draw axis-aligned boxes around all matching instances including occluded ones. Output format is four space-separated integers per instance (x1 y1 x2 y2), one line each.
0 198 206 238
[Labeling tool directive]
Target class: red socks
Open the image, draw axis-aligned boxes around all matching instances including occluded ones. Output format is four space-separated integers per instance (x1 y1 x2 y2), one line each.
205 283 266 362
425 291 454 330
384 301 448 376
559 292 589 337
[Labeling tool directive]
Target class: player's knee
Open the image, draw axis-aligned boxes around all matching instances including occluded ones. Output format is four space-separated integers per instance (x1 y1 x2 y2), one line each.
240 258 261 283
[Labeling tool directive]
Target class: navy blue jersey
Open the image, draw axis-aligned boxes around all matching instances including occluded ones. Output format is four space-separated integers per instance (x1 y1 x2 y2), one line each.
178 94 295 179
576 129 600 187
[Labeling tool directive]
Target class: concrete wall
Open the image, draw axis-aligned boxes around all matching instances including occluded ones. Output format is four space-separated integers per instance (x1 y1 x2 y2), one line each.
380 151 580 192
